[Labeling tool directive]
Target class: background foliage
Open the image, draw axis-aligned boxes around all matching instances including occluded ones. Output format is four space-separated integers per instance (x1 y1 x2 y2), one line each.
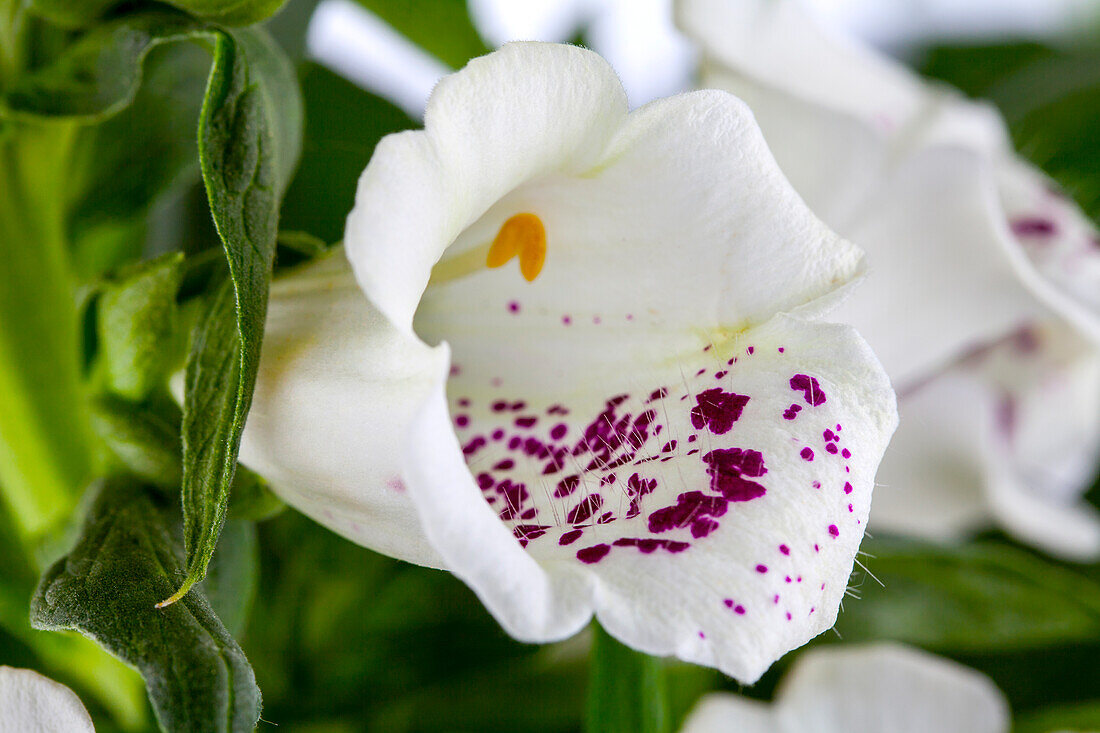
0 1 1099 731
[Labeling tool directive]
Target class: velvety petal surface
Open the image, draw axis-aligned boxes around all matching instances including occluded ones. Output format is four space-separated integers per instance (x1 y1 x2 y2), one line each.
681 644 1010 733
404 314 896 683
0 666 95 733
240 252 448 567
871 325 1100 559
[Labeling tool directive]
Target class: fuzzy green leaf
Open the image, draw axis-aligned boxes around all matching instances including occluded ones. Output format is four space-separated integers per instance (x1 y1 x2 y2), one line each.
31 478 261 732
97 252 184 401
29 0 290 28
173 25 301 604
835 538 1100 650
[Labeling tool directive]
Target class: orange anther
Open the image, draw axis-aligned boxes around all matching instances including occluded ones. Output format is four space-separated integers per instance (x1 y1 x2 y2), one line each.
487 212 546 282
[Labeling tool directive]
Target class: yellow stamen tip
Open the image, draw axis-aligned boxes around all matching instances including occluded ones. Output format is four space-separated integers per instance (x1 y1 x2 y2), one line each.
487 212 546 282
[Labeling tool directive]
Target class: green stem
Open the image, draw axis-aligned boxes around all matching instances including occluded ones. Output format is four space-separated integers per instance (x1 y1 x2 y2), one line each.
0 0 27 92
0 120 94 544
585 622 670 733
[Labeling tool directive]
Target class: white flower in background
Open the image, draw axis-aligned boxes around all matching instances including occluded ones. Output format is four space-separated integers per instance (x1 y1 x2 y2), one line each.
680 643 1010 733
241 42 898 683
0 666 95 733
679 0 1100 559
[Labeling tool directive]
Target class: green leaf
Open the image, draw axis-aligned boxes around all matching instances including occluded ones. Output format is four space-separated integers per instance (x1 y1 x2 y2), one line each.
29 0 291 28
1015 700 1100 733
97 253 184 401
352 0 489 69
198 518 259 638
833 538 1100 650
585 623 669 733
31 478 262 733
1 10 206 121
174 25 301 603
67 41 211 280
90 394 183 491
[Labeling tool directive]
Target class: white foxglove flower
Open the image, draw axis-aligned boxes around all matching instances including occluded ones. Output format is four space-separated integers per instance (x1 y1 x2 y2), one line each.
241 42 897 683
680 643 1010 733
0 666 95 733
679 0 1100 559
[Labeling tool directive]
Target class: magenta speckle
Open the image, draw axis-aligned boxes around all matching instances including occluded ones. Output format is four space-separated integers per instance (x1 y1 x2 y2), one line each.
550 423 568 440
779 544 790 555
790 374 827 406
562 315 572 325
778 347 785 353
756 564 768 573
1011 216 1057 238
746 346 754 355
455 415 469 427
698 631 705 639
828 524 839 537
690 388 750 435
507 301 520 313
825 443 838 455
843 482 853 494
715 371 727 379
577 544 610 563
841 448 851 459
812 481 821 489
800 447 814 461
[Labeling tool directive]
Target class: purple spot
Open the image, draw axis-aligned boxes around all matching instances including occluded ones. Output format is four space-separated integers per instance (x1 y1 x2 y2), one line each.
825 443 838 455
562 315 572 325
779 544 790 555
756 564 768 573
690 388 750 435
1011 216 1057 238
715 371 727 379
783 404 802 420
492 401 508 412
577 544 610 564
698 631 706 639
493 459 514 471
507 301 520 313
843 482 853 494
649 491 728 534
828 524 839 537
457 398 470 407
455 415 469 428
567 494 604 524
800 447 814 461
823 429 835 442
746 346 754 355
841 448 851 459
613 537 690 554
491 429 505 440
812 481 821 489
515 416 538 429
778 347 785 353
559 529 583 546
702 448 767 502
790 374 827 406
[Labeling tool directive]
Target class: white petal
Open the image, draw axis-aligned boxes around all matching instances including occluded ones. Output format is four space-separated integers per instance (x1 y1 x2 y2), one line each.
345 42 629 332
679 644 1010 733
240 251 448 567
871 324 1100 560
775 644 1009 733
869 370 993 540
678 0 1008 156
832 147 1048 384
996 156 1100 340
0 666 95 733
981 326 1100 560
402 314 896 684
414 89 864 363
681 693 775 733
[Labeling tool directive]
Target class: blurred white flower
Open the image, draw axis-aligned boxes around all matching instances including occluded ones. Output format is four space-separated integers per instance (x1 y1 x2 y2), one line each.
679 0 1100 559
0 666 95 733
240 42 898 683
680 643 1010 733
